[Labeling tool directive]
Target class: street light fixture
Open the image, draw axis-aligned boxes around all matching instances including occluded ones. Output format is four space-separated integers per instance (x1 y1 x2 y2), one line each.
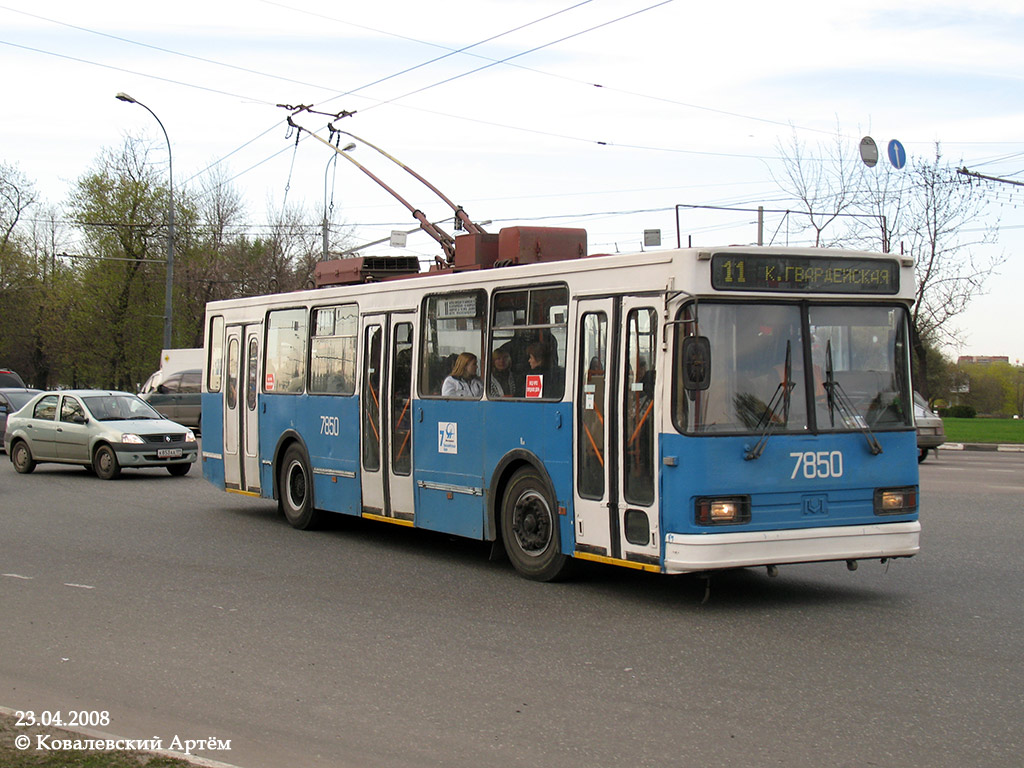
116 92 175 349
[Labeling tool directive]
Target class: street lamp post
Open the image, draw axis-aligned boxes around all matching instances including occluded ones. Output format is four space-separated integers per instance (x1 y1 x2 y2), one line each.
116 92 174 349
322 143 357 260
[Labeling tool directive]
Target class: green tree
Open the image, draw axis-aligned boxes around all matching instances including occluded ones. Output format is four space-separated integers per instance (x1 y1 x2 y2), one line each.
65 136 168 389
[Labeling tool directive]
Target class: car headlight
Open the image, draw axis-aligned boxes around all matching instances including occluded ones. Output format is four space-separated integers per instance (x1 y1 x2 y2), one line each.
185 430 196 443
121 433 145 444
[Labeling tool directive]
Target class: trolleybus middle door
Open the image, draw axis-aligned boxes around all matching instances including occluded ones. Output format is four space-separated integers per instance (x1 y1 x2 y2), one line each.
360 312 416 522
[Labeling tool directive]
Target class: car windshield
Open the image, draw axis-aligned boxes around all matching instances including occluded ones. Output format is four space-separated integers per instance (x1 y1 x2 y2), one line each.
83 394 163 421
6 391 38 409
675 302 912 434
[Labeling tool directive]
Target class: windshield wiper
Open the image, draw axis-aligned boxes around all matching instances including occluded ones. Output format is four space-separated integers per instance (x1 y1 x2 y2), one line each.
745 341 794 461
823 340 883 455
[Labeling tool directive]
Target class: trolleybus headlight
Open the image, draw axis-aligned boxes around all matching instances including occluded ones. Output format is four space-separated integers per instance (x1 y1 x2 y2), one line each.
120 433 145 444
874 486 918 515
695 496 751 526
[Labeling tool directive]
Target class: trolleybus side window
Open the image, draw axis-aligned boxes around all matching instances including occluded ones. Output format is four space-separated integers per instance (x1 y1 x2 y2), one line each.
624 308 657 506
489 284 568 400
419 290 486 398
391 322 414 476
363 324 383 471
577 311 608 499
310 304 358 395
264 308 307 394
208 315 224 392
226 338 239 410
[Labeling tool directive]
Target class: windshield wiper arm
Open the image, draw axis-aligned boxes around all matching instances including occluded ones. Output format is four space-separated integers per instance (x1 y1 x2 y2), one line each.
824 340 883 455
745 341 794 461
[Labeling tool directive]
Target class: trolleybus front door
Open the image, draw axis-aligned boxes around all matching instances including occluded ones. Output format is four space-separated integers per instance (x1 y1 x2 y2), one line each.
573 297 661 567
360 312 416 522
223 323 262 494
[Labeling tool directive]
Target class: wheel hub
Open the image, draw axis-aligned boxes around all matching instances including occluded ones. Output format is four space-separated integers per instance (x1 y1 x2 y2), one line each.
513 491 551 556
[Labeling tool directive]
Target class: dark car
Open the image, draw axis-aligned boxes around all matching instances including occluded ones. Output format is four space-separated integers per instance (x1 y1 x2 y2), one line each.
139 368 201 430
0 368 26 388
0 387 43 451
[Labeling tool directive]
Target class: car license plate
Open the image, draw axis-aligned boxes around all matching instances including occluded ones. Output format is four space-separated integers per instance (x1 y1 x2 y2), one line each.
157 448 182 458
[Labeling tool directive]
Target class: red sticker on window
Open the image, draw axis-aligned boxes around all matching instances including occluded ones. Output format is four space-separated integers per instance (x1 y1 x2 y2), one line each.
265 373 275 391
525 374 543 399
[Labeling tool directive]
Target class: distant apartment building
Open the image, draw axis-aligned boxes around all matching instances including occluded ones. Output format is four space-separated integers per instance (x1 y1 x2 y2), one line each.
957 355 1010 366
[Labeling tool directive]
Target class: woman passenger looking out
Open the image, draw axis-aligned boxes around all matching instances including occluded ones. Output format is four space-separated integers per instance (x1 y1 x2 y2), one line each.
442 352 484 398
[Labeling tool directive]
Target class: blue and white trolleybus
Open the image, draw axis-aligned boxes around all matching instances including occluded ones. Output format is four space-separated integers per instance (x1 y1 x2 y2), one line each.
200 227 920 581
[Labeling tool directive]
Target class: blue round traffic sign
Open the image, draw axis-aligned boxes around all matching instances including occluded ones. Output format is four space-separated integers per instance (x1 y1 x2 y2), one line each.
888 139 907 170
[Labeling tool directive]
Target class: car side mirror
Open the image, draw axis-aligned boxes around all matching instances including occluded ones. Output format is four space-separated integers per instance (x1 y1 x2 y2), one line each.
73 414 89 425
681 336 711 391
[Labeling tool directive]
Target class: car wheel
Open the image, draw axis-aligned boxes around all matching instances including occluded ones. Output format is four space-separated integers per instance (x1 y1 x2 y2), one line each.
500 467 570 582
11 440 36 474
279 444 321 529
167 463 191 477
918 448 929 463
93 444 121 480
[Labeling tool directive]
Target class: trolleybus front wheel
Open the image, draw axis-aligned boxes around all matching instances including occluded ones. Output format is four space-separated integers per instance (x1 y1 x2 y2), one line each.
500 468 570 582
279 444 321 530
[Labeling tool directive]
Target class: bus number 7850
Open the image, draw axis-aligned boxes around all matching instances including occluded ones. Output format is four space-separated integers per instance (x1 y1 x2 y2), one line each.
790 451 843 480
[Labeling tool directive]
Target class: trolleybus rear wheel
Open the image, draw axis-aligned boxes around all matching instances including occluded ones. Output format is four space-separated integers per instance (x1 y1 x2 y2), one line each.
279 444 321 529
500 468 570 582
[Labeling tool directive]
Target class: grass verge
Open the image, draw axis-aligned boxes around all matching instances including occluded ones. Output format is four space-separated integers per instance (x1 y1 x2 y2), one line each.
942 417 1024 444
0 713 193 768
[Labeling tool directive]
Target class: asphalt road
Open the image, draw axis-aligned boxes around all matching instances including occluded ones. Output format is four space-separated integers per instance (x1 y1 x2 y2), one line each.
1 449 1021 768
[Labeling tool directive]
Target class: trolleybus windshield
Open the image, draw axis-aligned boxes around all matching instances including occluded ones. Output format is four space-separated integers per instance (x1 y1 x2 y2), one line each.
675 302 912 435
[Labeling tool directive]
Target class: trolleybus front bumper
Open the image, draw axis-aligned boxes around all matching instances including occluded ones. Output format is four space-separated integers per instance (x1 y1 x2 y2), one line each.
663 521 920 574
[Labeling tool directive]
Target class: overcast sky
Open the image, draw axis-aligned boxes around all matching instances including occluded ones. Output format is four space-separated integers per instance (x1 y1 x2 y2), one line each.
2 0 1022 363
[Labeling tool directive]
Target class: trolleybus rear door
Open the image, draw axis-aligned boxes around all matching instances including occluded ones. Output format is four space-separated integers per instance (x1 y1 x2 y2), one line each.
223 323 262 494
573 298 616 557
241 325 262 493
223 326 242 490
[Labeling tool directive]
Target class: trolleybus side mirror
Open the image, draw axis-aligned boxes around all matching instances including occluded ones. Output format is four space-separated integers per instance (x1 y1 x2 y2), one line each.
681 336 711 391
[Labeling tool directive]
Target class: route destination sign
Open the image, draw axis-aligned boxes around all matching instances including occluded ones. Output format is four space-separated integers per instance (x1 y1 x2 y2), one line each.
711 253 900 295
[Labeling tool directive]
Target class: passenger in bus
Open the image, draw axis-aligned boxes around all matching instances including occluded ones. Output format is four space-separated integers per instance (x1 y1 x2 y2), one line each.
441 352 484 398
519 341 561 399
488 346 514 397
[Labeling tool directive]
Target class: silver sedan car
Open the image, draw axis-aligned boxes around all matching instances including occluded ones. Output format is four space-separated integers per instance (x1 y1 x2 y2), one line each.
4 390 197 479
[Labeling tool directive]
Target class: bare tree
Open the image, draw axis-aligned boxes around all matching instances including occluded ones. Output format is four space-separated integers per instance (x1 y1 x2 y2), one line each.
773 134 1002 398
771 126 866 247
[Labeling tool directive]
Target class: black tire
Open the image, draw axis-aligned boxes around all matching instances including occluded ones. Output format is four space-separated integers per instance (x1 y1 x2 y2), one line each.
500 467 570 582
167 463 191 477
918 448 929 463
279 444 321 529
93 444 121 480
11 440 35 474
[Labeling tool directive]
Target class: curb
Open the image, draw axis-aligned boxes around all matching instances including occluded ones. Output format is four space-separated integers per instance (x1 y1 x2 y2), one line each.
940 443 1024 453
